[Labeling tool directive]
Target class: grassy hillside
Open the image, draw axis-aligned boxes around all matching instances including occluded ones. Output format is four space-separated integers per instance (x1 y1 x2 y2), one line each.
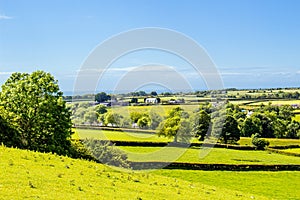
0 146 268 200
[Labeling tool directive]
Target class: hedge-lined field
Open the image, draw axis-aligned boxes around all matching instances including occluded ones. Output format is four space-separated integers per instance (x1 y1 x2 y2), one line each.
73 128 173 142
239 137 300 146
107 104 199 117
153 170 300 200
118 146 300 165
247 99 300 106
0 146 268 200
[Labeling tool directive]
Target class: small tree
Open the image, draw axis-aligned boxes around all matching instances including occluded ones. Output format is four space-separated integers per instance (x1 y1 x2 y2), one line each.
95 104 108 115
83 139 129 168
251 133 270 150
104 112 123 127
149 112 162 129
95 92 111 103
137 116 151 129
150 91 158 96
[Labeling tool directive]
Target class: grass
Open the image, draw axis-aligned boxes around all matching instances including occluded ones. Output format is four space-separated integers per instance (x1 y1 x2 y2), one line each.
73 128 172 142
247 100 300 106
118 146 300 165
293 114 300 122
0 145 269 200
281 148 300 154
239 137 300 146
107 104 199 118
153 170 300 200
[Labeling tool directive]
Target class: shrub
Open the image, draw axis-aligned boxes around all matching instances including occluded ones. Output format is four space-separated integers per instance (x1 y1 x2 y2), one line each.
251 133 270 150
82 139 130 168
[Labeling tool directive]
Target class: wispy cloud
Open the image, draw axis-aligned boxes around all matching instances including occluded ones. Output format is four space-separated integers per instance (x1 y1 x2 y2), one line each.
0 14 13 20
0 72 14 75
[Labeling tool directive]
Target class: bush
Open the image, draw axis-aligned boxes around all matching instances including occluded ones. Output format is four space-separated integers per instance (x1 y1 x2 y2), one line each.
251 133 270 150
82 139 130 168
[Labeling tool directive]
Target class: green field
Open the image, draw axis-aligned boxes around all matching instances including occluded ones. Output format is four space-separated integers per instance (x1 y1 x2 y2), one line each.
153 170 300 200
118 146 300 164
293 114 300 122
107 104 199 117
239 137 300 146
0 146 270 200
247 100 300 106
74 129 172 142
281 148 300 154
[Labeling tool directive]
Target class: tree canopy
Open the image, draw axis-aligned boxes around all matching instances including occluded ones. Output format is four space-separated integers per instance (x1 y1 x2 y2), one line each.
0 71 73 155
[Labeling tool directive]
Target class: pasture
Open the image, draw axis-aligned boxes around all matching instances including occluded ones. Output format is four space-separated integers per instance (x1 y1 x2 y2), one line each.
0 146 269 200
154 170 300 200
281 148 300 154
73 128 172 142
238 137 300 146
119 146 300 165
108 104 199 117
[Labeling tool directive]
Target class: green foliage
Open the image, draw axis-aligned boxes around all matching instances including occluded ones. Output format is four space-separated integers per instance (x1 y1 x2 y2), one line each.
149 112 162 129
157 107 191 143
150 91 158 96
286 120 300 138
0 115 19 147
191 110 211 141
95 104 108 115
83 110 98 124
241 116 262 137
0 71 73 155
137 116 151 129
104 112 123 127
129 111 144 123
95 92 111 103
82 139 129 168
251 134 270 150
220 115 240 144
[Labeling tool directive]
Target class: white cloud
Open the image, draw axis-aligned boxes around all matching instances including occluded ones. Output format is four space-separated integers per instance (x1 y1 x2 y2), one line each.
0 14 13 20
0 72 14 75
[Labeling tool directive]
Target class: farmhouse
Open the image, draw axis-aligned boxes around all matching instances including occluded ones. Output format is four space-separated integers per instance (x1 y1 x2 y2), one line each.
144 97 160 104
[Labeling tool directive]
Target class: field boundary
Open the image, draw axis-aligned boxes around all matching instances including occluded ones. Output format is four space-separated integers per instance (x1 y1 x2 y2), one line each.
129 161 300 171
76 139 256 150
74 125 156 134
267 148 300 157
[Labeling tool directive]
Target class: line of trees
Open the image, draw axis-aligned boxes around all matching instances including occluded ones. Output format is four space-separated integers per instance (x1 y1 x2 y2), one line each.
69 100 300 144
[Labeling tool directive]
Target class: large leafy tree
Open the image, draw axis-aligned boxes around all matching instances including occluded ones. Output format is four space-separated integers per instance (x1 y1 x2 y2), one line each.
191 110 211 141
0 71 73 154
219 115 240 144
157 107 191 143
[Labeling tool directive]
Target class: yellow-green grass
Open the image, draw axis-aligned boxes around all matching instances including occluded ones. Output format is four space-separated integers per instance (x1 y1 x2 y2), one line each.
247 100 300 106
153 170 300 200
281 148 300 154
119 146 300 165
229 100 254 105
107 104 199 118
0 146 268 200
73 128 172 142
293 114 300 122
239 137 300 146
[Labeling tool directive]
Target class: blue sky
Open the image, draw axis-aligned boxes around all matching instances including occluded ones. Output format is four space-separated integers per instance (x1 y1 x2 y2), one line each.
0 0 300 93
